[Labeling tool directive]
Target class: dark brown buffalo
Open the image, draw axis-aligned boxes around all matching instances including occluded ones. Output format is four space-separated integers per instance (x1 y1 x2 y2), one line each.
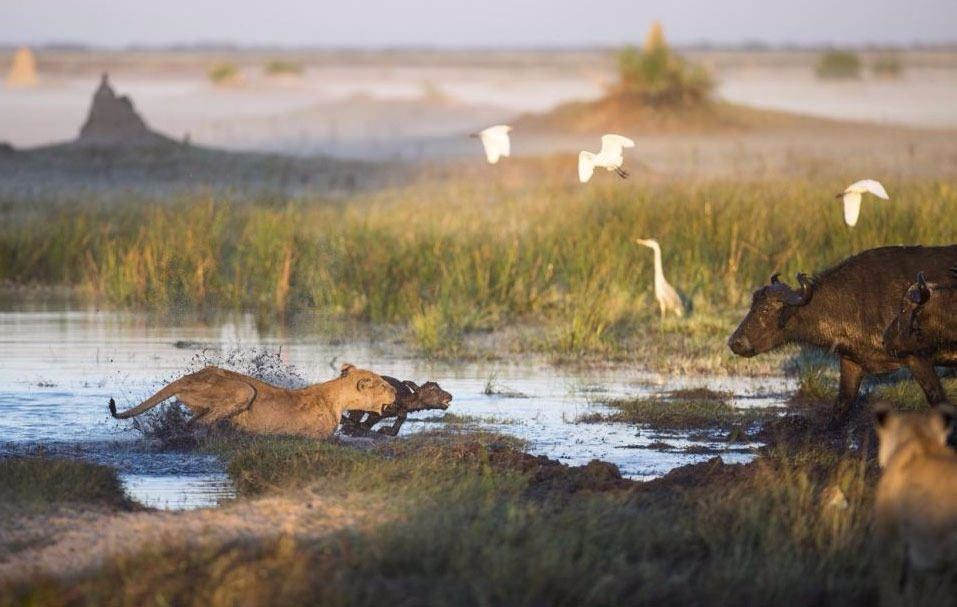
341 376 452 436
728 245 957 423
883 270 957 358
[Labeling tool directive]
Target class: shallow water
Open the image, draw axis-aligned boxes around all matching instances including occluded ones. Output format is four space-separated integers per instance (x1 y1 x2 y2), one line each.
0 308 793 509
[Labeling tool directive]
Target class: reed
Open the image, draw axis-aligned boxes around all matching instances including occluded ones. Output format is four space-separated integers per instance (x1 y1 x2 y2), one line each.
1 177 954 355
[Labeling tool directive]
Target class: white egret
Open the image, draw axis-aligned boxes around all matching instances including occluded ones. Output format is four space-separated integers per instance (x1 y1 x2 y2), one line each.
472 124 512 164
635 238 685 319
837 179 889 227
578 134 635 183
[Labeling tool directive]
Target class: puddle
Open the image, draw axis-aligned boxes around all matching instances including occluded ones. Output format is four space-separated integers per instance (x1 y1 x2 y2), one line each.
0 309 793 508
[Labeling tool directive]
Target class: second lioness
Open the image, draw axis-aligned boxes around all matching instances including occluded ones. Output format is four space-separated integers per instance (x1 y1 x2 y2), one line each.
109 363 396 439
342 376 452 436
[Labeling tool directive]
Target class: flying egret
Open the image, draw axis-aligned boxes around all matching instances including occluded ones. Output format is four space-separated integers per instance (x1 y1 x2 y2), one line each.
471 124 512 164
836 179 889 227
635 238 685 319
578 134 635 183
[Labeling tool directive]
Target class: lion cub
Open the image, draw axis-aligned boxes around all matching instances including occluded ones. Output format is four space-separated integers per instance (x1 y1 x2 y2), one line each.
874 403 957 598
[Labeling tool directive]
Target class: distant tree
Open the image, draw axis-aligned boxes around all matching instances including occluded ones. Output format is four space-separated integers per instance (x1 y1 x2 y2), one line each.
815 50 862 79
264 60 303 76
617 22 713 106
208 63 241 85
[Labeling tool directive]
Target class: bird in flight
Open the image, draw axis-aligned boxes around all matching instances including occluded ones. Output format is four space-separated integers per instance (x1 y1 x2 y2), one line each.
836 179 889 227
472 124 512 164
579 134 635 183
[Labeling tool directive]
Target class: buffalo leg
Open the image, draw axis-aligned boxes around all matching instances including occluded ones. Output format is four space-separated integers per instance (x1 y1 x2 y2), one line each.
905 357 947 405
377 412 407 437
345 411 366 424
359 413 384 431
832 357 865 426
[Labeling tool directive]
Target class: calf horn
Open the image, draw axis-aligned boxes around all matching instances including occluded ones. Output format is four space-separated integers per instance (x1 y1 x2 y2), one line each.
785 273 813 306
770 273 781 284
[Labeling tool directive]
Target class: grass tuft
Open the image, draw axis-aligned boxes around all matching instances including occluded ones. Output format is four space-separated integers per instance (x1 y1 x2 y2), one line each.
0 457 129 506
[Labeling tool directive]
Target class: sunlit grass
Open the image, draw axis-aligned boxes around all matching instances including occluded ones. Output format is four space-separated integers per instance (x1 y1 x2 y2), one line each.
0 457 129 507
1 177 955 359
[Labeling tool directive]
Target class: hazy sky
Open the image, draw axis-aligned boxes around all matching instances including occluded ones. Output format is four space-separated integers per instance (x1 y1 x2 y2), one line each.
2 0 955 48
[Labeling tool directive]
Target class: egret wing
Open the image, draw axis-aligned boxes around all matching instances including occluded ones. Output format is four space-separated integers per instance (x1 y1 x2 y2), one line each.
599 134 635 154
850 179 889 200
578 151 596 183
480 134 505 164
843 191 863 227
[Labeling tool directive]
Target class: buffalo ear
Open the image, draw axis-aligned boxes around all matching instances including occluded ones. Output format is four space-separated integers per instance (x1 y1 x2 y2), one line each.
873 402 893 429
914 272 931 305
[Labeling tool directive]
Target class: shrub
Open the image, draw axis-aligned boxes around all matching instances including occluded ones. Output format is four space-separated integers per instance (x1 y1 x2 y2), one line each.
816 50 862 79
208 63 240 84
264 59 303 76
617 22 713 106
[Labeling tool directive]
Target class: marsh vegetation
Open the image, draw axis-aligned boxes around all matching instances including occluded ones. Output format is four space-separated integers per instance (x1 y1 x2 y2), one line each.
2 177 954 360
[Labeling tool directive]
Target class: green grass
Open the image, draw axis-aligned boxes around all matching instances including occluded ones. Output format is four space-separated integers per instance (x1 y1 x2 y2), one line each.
581 393 778 430
0 457 129 506
1 178 956 359
202 430 528 497
4 434 887 606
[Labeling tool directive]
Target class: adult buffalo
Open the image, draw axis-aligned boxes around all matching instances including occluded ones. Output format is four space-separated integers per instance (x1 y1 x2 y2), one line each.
728 245 957 424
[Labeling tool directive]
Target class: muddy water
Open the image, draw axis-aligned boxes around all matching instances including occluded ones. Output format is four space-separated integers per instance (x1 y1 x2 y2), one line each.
0 308 792 510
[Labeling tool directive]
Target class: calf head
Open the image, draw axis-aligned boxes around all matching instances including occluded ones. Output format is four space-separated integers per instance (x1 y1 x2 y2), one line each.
408 380 453 412
728 272 813 357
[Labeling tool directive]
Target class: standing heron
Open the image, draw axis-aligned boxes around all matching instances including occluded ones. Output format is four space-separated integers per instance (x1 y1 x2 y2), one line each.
635 238 685 319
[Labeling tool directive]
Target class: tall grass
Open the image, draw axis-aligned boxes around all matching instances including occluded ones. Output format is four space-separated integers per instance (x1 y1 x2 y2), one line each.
1 178 955 353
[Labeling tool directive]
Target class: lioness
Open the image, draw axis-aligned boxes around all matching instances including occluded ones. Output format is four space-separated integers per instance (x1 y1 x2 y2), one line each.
874 403 957 598
108 363 396 439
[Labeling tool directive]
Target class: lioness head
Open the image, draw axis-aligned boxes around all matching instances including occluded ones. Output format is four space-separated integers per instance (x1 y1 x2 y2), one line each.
874 403 955 468
338 363 397 414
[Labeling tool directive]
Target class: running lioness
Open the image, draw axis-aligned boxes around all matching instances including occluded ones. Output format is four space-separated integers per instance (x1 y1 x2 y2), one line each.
108 363 396 439
874 403 957 598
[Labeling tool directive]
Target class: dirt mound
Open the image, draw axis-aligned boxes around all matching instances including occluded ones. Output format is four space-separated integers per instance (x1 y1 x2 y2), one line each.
75 74 177 148
517 92 831 136
5 47 37 88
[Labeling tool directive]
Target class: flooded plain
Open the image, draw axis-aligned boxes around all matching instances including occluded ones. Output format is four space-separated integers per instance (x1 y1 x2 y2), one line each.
0 307 793 510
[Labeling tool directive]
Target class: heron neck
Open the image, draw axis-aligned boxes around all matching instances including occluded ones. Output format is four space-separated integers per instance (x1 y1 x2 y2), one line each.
651 246 664 285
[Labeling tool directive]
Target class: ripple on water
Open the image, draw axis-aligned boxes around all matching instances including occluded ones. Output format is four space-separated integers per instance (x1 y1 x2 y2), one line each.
0 309 794 509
